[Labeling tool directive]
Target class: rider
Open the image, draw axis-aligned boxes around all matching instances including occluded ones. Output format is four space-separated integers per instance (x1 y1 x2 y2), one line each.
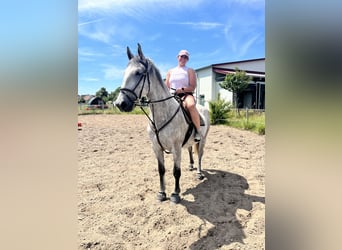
165 49 201 142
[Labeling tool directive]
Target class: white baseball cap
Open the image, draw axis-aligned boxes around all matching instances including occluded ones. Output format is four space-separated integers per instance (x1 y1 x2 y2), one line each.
178 50 190 57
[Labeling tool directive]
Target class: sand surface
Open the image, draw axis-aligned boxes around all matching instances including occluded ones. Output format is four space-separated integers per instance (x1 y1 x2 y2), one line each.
78 114 265 249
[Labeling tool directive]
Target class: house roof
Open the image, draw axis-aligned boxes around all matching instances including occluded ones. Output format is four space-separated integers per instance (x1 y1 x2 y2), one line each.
81 95 95 101
196 58 265 74
212 58 265 67
213 67 265 78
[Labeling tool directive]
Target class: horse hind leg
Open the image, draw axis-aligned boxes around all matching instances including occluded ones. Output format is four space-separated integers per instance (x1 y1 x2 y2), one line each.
190 143 204 180
196 141 205 180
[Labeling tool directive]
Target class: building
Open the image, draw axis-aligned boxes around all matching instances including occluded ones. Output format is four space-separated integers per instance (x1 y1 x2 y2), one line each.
195 58 265 110
78 94 95 103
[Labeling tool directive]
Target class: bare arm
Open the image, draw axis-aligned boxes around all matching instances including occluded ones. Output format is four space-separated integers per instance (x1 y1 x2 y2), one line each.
165 70 171 89
184 68 196 92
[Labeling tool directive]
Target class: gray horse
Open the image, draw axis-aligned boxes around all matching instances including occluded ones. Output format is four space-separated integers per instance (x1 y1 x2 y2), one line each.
115 44 210 204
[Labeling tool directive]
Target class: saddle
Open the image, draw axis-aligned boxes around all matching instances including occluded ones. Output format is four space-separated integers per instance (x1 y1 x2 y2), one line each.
181 107 206 126
175 94 205 146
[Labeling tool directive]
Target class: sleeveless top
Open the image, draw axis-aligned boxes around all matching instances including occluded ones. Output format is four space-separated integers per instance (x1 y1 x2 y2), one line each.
169 66 189 90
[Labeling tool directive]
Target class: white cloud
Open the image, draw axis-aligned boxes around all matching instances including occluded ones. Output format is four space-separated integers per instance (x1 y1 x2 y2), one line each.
223 8 264 57
232 0 264 5
238 34 261 57
81 77 100 82
78 18 104 26
78 47 105 57
78 0 116 12
79 0 204 14
103 65 125 81
78 0 212 45
78 24 115 44
78 48 106 62
174 21 224 30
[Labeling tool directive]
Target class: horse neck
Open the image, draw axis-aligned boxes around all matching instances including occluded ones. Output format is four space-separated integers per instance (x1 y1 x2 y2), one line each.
146 66 170 102
147 69 179 119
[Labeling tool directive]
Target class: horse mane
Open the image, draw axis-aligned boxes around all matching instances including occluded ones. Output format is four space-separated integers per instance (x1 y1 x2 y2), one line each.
131 55 169 94
146 58 169 92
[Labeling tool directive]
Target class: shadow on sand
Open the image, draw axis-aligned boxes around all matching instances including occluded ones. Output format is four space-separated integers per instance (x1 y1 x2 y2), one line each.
181 169 265 249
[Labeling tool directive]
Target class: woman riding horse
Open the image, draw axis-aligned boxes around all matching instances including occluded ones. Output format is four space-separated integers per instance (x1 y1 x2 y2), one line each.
114 44 210 204
165 49 201 142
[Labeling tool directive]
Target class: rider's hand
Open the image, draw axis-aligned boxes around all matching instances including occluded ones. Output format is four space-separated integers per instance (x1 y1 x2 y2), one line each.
176 88 184 94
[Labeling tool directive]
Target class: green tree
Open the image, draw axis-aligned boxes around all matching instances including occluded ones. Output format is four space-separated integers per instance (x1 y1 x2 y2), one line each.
108 87 121 102
219 67 251 112
96 87 109 103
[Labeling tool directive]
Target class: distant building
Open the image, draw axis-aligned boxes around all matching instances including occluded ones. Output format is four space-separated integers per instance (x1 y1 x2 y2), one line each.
84 96 108 110
78 94 95 103
88 96 104 106
195 58 265 110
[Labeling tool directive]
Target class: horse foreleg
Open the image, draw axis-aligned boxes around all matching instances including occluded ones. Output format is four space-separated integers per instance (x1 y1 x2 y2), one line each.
156 152 167 202
170 150 182 204
188 146 194 171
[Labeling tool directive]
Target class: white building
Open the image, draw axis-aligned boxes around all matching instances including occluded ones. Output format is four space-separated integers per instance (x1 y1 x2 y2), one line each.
195 58 265 110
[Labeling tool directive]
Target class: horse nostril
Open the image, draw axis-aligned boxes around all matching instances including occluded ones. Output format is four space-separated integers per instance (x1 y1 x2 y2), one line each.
116 101 126 111
121 101 127 110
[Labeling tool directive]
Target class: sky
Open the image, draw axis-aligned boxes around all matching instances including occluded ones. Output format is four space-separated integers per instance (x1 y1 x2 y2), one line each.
78 0 265 95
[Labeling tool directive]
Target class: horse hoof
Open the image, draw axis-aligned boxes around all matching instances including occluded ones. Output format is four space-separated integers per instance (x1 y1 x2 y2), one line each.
197 173 204 180
157 192 167 202
170 193 180 204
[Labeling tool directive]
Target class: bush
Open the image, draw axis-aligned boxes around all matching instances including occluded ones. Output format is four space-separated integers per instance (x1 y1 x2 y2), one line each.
209 93 232 125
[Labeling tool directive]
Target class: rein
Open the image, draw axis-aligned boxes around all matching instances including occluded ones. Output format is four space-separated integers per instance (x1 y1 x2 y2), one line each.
119 60 181 154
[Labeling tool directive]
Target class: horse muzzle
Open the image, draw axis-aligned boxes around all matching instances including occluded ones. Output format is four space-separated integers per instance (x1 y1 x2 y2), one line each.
114 93 135 112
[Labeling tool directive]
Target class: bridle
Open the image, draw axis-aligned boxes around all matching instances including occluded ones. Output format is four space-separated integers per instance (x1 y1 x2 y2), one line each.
118 59 181 153
119 60 150 104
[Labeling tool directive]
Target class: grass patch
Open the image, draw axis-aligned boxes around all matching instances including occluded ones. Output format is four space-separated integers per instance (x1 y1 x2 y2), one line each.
227 110 265 135
78 105 148 115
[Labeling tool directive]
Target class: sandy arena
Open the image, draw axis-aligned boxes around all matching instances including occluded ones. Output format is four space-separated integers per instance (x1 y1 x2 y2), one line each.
78 114 265 249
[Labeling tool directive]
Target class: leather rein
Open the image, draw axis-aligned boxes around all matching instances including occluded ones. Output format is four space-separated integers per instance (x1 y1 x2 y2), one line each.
119 60 181 154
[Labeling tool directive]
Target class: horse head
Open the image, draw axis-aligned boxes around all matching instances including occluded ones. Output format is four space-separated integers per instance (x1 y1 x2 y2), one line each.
115 43 150 112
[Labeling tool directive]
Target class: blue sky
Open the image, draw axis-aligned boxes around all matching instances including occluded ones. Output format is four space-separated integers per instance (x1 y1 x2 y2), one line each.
78 0 265 95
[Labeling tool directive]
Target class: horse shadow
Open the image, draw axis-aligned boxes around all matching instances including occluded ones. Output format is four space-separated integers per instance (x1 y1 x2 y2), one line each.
181 169 265 249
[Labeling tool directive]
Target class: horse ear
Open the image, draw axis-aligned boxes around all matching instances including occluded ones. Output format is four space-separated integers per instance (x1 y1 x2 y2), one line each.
137 43 145 60
127 46 134 60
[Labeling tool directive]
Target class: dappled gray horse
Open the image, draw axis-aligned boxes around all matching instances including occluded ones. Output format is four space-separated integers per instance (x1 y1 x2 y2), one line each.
115 44 210 204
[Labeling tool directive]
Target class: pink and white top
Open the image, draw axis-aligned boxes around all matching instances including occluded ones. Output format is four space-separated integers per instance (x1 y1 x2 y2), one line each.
169 66 189 91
